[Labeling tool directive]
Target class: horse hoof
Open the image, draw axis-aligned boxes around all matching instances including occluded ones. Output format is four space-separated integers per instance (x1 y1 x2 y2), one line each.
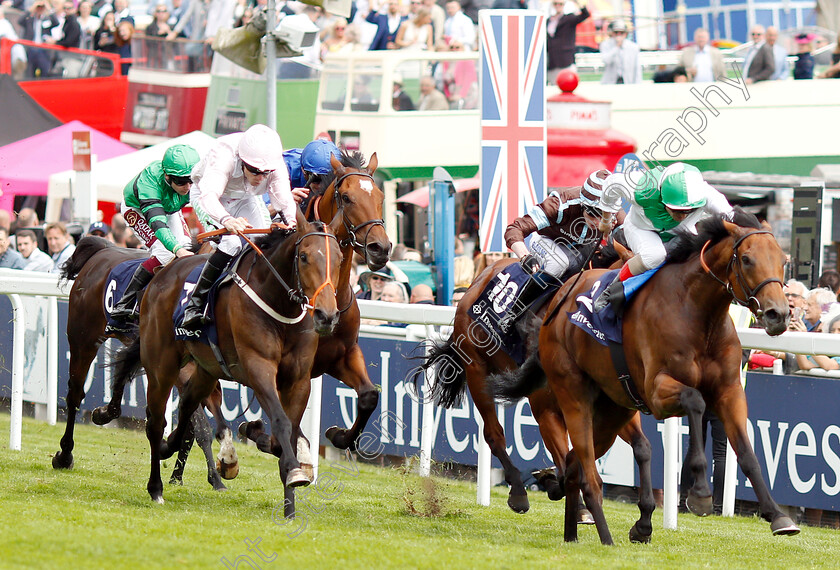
91 406 117 426
686 494 714 517
51 452 73 470
216 459 240 480
153 496 165 505
771 516 800 536
237 422 250 440
168 477 184 486
325 426 348 449
629 522 652 544
507 493 530 514
577 508 595 525
286 468 311 488
301 463 315 481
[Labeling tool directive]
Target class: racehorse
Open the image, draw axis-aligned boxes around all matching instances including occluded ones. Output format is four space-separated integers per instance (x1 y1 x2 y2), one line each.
489 209 799 544
114 211 342 503
50 237 232 490
414 241 655 542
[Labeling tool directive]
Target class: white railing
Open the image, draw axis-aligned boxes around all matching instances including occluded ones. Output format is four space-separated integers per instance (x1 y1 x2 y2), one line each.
5 273 839 526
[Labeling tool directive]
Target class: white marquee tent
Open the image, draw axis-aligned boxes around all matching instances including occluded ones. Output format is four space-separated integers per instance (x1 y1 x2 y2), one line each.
45 131 217 221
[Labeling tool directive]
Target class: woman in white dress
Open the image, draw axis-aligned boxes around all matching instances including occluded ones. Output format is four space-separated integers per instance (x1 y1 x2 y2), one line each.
394 7 433 51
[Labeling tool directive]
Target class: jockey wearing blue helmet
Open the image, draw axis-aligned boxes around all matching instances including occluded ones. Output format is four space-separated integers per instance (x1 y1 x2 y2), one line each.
293 139 342 212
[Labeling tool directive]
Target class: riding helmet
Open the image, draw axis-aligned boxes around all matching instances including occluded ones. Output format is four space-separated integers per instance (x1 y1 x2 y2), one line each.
301 140 341 175
660 163 707 210
238 124 284 171
162 144 200 177
580 169 610 210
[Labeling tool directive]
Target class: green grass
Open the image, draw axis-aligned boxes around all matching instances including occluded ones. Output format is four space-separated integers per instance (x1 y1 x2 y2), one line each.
1 413 838 569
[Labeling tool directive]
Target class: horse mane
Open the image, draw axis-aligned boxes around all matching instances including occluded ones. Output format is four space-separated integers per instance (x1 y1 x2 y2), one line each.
60 236 114 283
666 207 762 265
309 150 368 202
253 220 328 252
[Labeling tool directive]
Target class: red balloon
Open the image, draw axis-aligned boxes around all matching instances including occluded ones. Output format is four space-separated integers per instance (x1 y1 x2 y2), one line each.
556 70 579 93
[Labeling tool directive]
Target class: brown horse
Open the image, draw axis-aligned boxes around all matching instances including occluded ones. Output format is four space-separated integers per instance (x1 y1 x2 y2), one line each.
489 209 799 544
415 242 654 542
114 211 342 503
50 237 231 490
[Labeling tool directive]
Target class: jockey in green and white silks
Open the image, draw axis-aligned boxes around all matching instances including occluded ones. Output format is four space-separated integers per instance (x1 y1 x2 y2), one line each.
593 162 733 312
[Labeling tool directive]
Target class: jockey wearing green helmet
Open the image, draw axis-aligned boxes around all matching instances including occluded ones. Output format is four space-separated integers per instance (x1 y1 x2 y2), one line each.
593 161 733 312
110 143 202 321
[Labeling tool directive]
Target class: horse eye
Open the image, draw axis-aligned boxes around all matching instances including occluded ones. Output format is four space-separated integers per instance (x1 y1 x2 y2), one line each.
341 193 352 205
299 253 307 263
741 254 753 266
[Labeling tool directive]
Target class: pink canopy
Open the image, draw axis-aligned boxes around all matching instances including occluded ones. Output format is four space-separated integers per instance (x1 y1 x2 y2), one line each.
0 120 135 213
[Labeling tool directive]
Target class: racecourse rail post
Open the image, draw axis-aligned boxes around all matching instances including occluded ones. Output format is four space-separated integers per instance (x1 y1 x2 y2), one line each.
302 375 323 481
431 168 455 307
419 330 436 477
662 416 680 529
9 294 25 450
476 412 491 506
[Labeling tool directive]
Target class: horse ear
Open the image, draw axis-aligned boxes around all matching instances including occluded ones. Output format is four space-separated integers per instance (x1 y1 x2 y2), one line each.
722 220 741 238
760 220 772 232
367 152 378 174
328 214 342 236
295 206 308 231
330 153 343 176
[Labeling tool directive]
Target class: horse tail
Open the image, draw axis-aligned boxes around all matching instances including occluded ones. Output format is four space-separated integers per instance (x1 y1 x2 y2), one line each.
109 334 143 387
407 334 468 408
60 236 114 282
486 318 546 404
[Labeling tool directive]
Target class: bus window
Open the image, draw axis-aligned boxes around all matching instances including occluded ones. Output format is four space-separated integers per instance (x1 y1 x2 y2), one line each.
321 71 347 111
350 73 380 112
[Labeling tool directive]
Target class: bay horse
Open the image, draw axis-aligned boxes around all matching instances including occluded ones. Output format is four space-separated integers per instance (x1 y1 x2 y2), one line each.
489 209 799 544
115 210 342 503
414 241 655 542
50 237 232 490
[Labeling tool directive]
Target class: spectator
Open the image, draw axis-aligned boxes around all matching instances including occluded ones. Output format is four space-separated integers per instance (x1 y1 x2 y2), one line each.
410 283 435 304
46 0 81 49
653 65 688 83
795 314 840 372
320 17 349 58
765 26 788 80
442 0 475 51
546 0 589 83
76 1 100 49
16 229 53 272
18 0 59 77
743 25 774 85
473 250 508 276
93 10 117 52
789 287 835 333
436 38 478 108
417 75 449 111
0 6 27 78
0 227 27 269
15 207 39 230
451 286 467 306
366 0 405 51
168 0 192 38
87 221 110 238
0 209 12 234
146 4 177 38
679 28 724 82
818 269 840 294
785 279 808 312
45 222 76 273
599 19 641 85
380 280 408 303
392 74 415 111
395 5 432 51
110 213 129 247
234 4 253 28
793 33 815 80
357 268 394 300
114 18 134 74
423 0 445 47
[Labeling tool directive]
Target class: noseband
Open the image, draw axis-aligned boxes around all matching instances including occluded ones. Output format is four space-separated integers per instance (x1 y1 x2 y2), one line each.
332 171 386 256
700 229 783 316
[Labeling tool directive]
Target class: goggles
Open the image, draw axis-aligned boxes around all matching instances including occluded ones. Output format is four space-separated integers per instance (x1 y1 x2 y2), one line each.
243 162 274 177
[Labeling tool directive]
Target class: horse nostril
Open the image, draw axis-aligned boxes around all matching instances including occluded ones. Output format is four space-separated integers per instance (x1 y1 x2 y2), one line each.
764 308 780 322
367 243 382 255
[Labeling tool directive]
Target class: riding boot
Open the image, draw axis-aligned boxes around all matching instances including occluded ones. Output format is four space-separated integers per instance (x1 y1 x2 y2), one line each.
110 265 154 321
181 249 234 330
499 277 549 333
592 274 625 313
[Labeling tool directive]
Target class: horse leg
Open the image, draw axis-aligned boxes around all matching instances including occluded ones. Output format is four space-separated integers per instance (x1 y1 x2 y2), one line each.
171 406 227 491
53 337 101 469
324 345 378 451
617 414 655 544
91 360 129 426
278 377 314 520
159 368 216 461
563 450 582 542
714 385 799 535
468 363 529 514
145 371 171 504
206 382 239 480
168 411 195 486
680 387 714 516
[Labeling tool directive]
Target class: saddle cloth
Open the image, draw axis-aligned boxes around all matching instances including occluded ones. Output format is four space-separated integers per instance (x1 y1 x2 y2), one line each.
467 263 556 365
567 266 661 346
172 263 228 346
103 258 146 334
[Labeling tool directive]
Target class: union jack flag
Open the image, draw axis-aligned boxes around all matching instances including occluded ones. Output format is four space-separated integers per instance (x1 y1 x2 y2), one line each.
479 11 547 253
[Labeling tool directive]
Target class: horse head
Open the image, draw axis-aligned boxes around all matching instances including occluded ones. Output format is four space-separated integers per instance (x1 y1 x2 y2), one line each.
291 209 342 336
326 151 391 271
720 219 789 336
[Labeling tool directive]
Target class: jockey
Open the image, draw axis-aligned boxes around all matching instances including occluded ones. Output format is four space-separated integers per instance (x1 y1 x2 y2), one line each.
181 124 295 331
267 138 342 215
593 162 733 312
110 144 201 321
502 169 615 326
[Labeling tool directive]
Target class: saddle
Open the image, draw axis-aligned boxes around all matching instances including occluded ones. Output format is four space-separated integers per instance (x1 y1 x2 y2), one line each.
103 259 148 335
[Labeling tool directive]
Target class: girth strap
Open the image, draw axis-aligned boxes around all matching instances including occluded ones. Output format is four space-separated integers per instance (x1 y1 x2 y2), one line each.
608 341 651 415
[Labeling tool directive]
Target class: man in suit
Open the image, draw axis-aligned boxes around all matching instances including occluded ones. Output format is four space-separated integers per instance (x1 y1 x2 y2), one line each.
547 0 590 83
46 1 82 49
392 76 414 111
366 0 406 51
599 19 641 84
679 28 724 82
18 0 59 77
743 25 774 84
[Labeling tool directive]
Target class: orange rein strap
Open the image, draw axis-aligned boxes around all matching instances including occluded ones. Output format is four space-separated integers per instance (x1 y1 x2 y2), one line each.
699 239 714 275
196 223 293 243
307 232 336 310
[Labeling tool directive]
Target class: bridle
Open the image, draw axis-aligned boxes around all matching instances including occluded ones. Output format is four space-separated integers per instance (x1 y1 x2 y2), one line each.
699 229 783 317
331 170 386 257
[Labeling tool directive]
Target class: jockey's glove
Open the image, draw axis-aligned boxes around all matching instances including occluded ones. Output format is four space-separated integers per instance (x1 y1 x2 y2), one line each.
520 254 542 275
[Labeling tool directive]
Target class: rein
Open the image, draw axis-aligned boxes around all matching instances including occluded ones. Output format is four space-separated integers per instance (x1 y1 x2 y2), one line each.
331 171 386 255
542 238 603 327
699 229 783 316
